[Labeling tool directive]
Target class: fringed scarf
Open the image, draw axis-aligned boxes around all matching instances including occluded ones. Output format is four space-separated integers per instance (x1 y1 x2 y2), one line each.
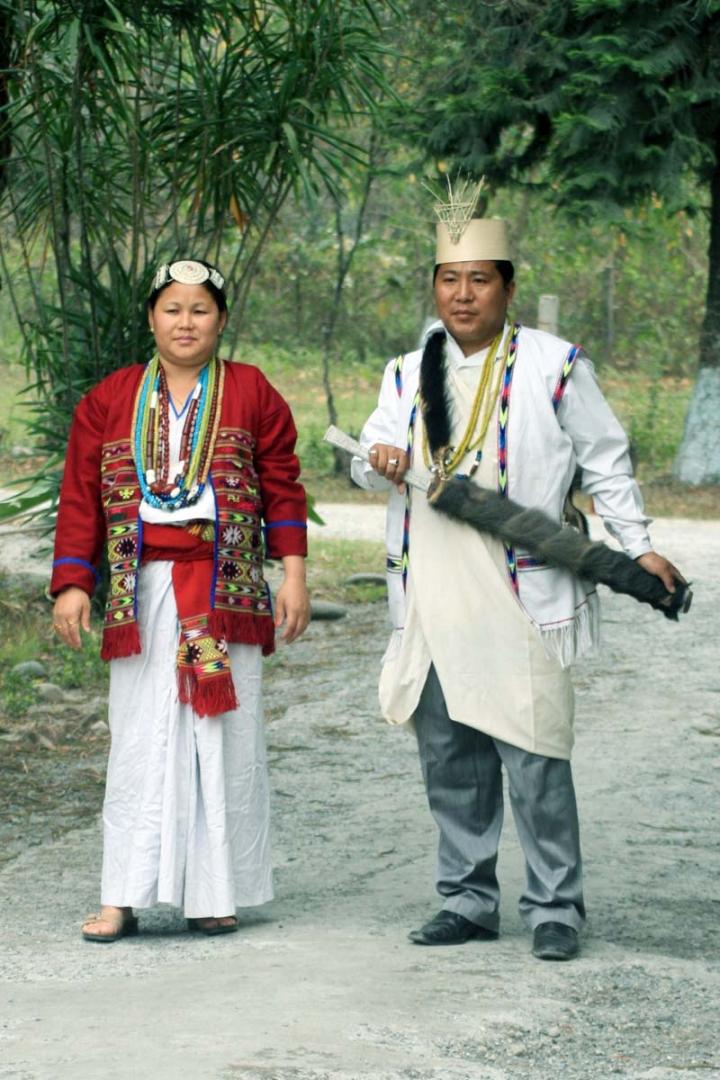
142 522 238 717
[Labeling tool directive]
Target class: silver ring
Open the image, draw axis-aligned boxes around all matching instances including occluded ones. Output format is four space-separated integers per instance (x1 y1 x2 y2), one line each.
368 448 378 456
388 458 399 466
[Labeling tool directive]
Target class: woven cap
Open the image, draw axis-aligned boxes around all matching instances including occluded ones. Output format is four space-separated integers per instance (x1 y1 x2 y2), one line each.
436 219 510 264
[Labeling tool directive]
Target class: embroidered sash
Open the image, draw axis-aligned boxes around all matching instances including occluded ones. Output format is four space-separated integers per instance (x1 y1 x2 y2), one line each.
142 522 238 718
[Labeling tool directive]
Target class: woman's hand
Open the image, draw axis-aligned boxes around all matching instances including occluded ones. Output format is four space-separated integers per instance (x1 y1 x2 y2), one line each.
368 443 409 492
52 587 91 650
274 556 310 643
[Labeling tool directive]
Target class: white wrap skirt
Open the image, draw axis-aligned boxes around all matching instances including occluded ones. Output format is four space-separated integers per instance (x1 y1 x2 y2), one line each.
100 561 273 917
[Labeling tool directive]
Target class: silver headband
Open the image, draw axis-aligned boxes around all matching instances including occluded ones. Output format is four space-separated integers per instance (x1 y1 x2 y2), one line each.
151 260 225 294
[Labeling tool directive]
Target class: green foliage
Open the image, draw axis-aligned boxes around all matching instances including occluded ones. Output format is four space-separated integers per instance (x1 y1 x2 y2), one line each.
48 637 107 691
249 340 380 476
603 373 692 474
0 578 107 718
0 0 395 511
0 585 46 716
239 169 435 362
299 425 338 477
0 361 32 450
406 0 719 208
0 670 39 719
489 187 707 373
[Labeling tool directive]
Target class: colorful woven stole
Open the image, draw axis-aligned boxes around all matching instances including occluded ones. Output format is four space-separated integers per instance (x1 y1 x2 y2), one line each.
142 522 238 718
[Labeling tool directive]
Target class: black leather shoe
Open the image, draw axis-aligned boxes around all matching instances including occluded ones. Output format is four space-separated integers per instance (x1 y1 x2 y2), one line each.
408 910 498 946
532 921 579 961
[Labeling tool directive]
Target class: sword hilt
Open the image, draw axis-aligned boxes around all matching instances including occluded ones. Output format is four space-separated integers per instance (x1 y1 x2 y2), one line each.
323 425 430 492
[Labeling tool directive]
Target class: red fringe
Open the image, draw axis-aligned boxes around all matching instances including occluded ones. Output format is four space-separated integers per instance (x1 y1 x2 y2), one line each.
209 609 276 656
101 622 142 662
177 669 238 718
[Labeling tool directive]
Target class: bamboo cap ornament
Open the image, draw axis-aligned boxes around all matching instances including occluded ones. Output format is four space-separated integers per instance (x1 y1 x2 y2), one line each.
426 177 511 264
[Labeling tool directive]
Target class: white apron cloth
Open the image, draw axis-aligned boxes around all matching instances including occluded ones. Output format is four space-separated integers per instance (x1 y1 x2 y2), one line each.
101 561 273 917
379 351 575 760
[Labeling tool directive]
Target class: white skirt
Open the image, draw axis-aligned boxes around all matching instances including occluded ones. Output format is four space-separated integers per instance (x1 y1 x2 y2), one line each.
100 561 273 917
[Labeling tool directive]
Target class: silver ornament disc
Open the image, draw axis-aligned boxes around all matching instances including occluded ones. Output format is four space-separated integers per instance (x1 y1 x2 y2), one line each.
168 260 210 286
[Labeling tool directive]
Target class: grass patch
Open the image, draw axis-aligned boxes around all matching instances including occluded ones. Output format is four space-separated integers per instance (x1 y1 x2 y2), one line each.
630 478 720 519
0 578 108 719
306 537 386 603
50 636 108 690
602 373 693 476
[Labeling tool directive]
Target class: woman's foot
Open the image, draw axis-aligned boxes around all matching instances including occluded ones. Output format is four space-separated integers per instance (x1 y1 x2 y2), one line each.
187 915 239 936
81 906 138 943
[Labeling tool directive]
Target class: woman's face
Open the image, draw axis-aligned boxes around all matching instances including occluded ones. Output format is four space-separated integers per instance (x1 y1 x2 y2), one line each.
148 282 226 371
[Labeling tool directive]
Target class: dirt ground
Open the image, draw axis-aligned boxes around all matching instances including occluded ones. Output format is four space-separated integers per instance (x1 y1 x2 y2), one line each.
0 512 718 1080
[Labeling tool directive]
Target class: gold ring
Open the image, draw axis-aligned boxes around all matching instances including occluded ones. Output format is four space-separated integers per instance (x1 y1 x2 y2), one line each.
67 619 80 626
53 623 64 630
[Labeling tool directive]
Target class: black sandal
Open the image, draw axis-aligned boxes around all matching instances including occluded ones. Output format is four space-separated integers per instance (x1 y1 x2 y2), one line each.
187 916 239 936
81 911 139 943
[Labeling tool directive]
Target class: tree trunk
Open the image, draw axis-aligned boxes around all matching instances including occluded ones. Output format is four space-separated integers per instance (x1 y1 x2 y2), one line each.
673 134 720 485
602 257 615 364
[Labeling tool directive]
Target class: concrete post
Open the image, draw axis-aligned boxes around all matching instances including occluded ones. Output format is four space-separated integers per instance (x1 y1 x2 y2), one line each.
538 294 559 335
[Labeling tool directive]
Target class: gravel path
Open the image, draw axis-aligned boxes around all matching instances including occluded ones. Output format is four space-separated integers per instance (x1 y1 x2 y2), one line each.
0 511 718 1079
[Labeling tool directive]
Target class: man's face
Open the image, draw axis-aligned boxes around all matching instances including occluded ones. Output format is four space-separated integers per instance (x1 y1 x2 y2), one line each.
434 260 514 355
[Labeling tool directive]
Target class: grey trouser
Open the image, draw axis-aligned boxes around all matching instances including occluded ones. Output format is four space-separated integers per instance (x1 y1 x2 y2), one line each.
413 665 585 932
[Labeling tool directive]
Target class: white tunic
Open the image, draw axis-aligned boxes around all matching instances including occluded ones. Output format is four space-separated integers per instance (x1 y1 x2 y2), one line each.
354 323 653 759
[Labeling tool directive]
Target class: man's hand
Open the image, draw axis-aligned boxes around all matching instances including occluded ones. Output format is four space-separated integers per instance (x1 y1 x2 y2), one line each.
52 587 91 650
635 551 686 594
274 556 310 643
368 443 410 492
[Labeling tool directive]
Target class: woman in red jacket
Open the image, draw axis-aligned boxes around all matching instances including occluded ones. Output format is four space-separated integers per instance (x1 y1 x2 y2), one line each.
51 259 309 941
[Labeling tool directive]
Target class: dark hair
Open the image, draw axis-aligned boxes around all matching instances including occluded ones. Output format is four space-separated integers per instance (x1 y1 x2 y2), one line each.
494 260 515 286
433 260 515 286
146 258 228 314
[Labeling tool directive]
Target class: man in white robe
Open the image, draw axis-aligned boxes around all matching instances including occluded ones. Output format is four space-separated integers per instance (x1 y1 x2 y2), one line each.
352 207 683 960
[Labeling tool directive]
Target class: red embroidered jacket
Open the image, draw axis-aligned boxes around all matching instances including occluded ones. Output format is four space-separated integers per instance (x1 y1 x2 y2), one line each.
50 360 307 659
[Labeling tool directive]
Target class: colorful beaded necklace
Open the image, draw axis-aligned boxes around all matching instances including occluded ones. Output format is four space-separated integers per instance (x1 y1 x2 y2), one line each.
131 354 224 511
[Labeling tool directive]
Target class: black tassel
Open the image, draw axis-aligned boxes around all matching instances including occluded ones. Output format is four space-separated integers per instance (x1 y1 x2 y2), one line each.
419 330 453 456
